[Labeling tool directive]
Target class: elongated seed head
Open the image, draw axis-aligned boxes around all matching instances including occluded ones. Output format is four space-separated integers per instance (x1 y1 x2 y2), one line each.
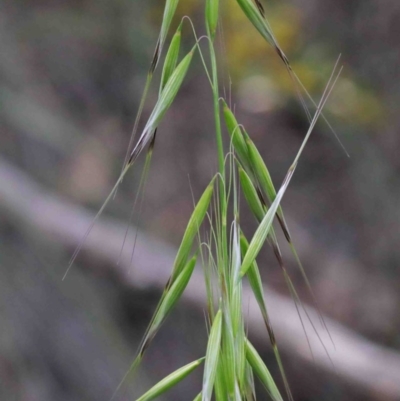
131 47 196 163
239 166 265 223
240 233 266 312
245 135 276 204
222 100 252 172
160 22 182 93
202 309 222 401
172 180 214 282
148 47 196 132
206 0 219 40
151 255 197 334
245 340 283 401
240 168 291 277
136 357 204 401
235 0 276 47
151 0 180 72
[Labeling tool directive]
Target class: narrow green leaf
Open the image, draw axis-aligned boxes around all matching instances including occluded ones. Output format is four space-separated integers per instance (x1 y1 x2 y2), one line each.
111 255 197 400
152 0 181 71
171 180 214 283
222 100 252 173
235 325 247 390
238 165 301 329
231 218 242 288
222 104 290 242
124 0 180 166
239 85 340 398
152 47 195 127
160 22 182 93
244 135 276 204
243 362 256 401
206 0 219 40
202 309 223 401
130 47 196 164
239 166 265 223
239 167 294 278
235 0 276 47
234 0 290 67
214 359 227 401
221 311 236 398
150 255 197 335
230 285 242 338
136 357 204 401
245 341 283 401
222 103 290 242
244 133 292 241
243 243 295 401
240 233 268 323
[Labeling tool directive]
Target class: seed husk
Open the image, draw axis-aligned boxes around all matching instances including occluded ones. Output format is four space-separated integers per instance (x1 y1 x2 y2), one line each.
136 357 204 401
202 309 223 401
222 100 252 173
239 167 293 278
239 166 265 223
160 22 183 93
206 0 219 40
245 340 283 401
171 180 214 283
130 47 196 165
149 255 197 337
152 0 181 71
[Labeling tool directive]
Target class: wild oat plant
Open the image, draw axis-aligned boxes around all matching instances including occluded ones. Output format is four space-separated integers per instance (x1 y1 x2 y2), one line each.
69 0 342 400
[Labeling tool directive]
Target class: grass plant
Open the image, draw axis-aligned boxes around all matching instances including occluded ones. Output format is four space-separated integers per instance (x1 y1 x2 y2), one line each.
69 0 343 399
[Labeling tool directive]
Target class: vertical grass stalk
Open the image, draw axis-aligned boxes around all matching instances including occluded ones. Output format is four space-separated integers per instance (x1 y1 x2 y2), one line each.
71 0 343 399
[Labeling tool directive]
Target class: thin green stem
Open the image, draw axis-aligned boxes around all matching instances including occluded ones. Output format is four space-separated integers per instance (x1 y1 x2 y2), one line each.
208 37 228 278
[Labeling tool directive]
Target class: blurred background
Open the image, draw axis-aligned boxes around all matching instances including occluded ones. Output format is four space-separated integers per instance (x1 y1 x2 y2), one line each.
1 0 399 400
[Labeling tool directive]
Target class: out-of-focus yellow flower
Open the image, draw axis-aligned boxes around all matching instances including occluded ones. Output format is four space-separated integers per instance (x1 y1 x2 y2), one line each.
329 78 385 126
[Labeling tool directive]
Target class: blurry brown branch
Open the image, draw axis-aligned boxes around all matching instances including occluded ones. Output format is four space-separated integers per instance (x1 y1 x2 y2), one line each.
0 157 399 400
